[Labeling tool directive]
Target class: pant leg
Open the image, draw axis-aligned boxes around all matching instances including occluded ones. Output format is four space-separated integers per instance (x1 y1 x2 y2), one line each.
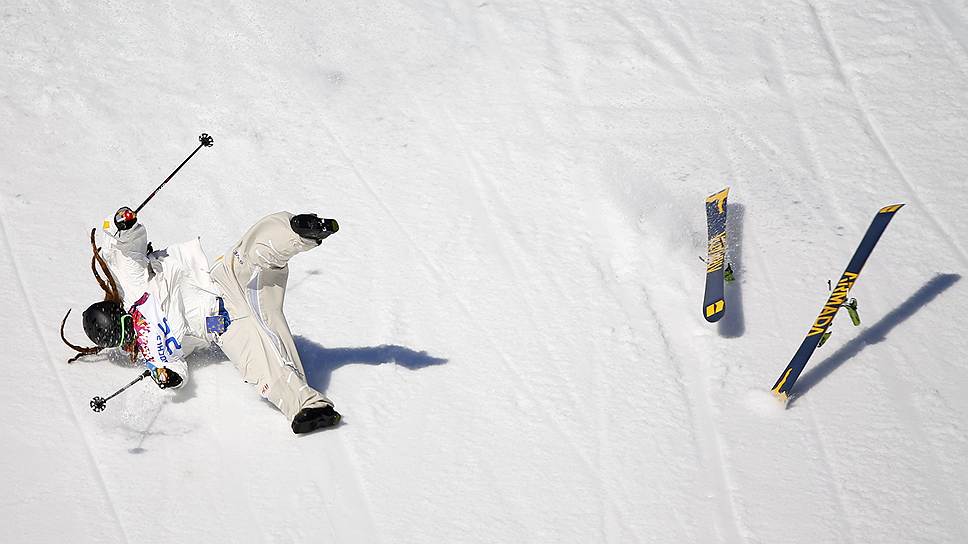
210 212 332 420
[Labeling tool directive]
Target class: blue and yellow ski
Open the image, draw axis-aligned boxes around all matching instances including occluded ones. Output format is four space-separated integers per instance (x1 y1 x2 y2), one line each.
772 204 904 402
703 187 730 322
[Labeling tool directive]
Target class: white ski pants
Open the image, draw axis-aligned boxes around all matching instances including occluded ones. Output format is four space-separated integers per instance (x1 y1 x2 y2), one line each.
209 212 332 421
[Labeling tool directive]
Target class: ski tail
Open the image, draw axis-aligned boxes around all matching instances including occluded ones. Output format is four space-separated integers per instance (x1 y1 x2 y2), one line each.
703 187 730 322
772 203 904 402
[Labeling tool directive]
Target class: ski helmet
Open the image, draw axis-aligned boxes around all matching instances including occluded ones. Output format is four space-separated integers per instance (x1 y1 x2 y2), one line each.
82 301 132 348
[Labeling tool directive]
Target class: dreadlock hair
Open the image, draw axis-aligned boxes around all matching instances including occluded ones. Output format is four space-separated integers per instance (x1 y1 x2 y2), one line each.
60 229 135 363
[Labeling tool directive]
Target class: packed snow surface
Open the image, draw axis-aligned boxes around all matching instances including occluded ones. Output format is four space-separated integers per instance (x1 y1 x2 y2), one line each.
2 1 968 543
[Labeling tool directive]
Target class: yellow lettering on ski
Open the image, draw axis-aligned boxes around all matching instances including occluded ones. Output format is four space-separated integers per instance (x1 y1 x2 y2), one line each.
706 232 727 273
807 272 858 336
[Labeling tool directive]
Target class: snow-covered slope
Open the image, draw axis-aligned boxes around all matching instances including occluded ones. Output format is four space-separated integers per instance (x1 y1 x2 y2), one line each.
3 1 967 542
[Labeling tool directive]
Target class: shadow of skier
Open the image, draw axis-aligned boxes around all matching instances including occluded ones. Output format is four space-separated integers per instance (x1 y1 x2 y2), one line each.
128 339 446 452
789 273 960 404
718 202 746 338
294 335 448 393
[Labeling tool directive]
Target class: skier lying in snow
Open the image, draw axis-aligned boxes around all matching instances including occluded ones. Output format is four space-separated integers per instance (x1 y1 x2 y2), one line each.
60 207 342 434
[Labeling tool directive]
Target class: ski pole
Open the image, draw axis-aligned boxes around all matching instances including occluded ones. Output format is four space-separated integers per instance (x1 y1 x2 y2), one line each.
133 133 214 214
90 369 151 413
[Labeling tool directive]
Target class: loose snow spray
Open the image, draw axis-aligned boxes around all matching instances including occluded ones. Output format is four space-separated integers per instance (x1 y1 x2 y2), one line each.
744 389 787 417
119 384 179 454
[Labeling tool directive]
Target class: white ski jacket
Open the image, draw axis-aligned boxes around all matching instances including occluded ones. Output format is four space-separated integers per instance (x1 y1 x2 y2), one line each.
97 221 221 385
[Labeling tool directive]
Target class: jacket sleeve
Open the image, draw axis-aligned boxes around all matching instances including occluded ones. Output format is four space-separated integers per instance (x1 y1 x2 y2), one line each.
97 222 150 305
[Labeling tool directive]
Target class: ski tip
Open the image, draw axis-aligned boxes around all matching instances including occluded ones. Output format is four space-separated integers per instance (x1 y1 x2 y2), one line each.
772 389 789 405
771 368 794 403
878 203 905 214
705 187 730 208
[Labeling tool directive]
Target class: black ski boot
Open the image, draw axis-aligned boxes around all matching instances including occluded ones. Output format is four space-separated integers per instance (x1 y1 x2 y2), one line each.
290 213 339 244
291 404 342 434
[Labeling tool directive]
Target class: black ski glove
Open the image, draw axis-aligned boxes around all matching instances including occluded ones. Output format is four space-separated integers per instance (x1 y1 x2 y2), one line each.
114 207 138 231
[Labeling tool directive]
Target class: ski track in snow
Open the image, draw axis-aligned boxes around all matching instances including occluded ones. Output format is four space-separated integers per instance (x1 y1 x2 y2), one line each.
598 12 748 539
376 9 653 526
643 285 744 544
482 7 744 539
804 407 859 543
440 104 590 414
326 115 637 539
319 101 634 539
881 349 968 542
808 0 968 266
629 4 856 540
920 2 968 76
753 1 852 226
295 119 390 543
804 5 968 541
0 197 129 543
584 236 701 540
859 271 968 541
755 5 859 539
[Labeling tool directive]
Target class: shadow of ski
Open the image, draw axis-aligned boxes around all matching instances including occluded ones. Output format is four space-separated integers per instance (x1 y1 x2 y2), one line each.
790 273 961 403
718 202 746 338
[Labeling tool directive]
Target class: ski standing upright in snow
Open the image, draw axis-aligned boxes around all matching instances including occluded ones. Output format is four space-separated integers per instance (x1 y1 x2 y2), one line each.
703 187 730 322
771 204 905 403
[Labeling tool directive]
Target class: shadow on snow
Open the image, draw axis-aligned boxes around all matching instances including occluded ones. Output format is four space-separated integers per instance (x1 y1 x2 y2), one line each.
295 335 448 393
124 338 445 452
718 202 746 338
789 273 961 403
